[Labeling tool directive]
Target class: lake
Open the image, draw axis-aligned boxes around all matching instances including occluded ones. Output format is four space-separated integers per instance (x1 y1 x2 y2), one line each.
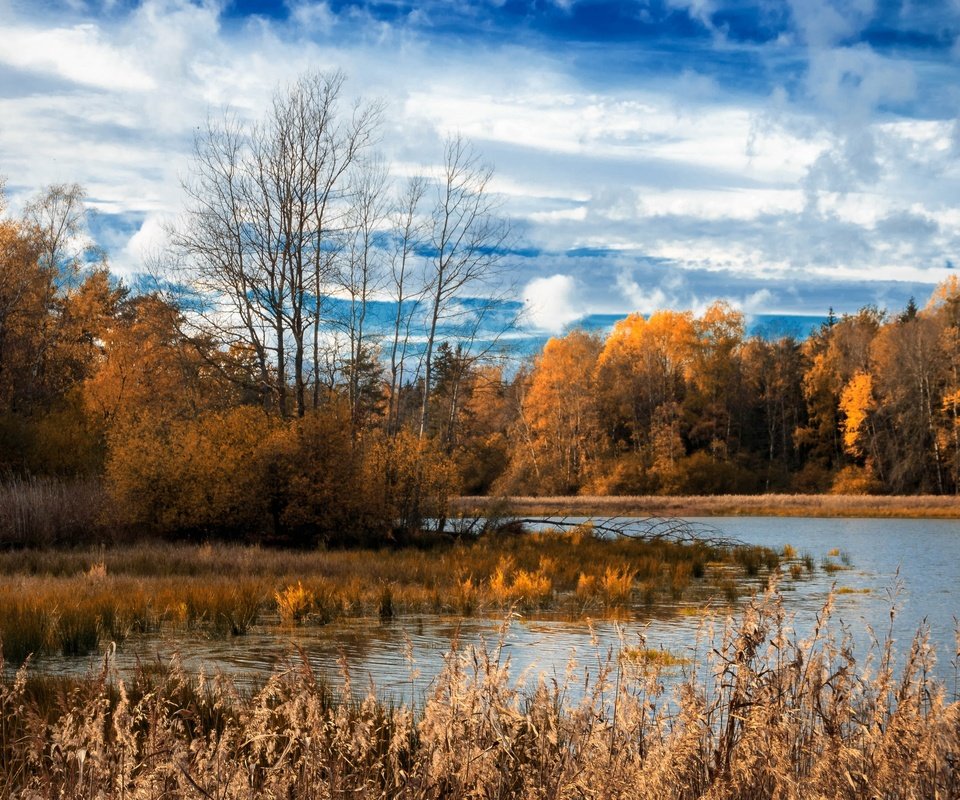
24 516 960 700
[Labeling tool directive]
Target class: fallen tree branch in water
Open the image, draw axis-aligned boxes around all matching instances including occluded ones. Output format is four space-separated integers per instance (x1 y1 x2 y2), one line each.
507 516 744 548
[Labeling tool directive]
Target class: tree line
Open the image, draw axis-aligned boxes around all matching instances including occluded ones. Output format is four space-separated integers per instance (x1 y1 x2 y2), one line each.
498 293 960 497
2 71 958 547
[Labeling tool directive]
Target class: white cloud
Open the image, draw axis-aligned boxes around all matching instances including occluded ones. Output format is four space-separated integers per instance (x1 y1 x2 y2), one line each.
118 213 170 277
0 22 156 91
615 271 670 314
742 288 774 313
527 206 588 223
665 0 718 31
0 0 955 318
522 274 585 333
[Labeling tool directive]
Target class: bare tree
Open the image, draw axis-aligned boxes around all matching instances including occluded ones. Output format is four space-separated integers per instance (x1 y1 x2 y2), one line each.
336 158 389 428
172 114 275 411
21 183 97 395
23 183 89 286
419 136 511 438
172 70 380 416
386 175 428 435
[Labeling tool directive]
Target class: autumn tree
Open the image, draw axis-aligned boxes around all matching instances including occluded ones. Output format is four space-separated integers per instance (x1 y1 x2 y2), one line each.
740 336 806 489
868 309 945 492
0 184 117 474
686 301 746 458
594 310 696 452
107 406 280 535
453 364 514 494
928 277 960 492
499 330 603 495
794 306 885 480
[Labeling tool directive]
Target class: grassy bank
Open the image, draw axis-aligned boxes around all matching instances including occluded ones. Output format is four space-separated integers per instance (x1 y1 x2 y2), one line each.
0 586 955 799
457 493 960 518
0 533 782 663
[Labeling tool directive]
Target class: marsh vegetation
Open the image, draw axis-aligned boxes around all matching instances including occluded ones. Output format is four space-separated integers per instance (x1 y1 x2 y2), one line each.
0 530 781 664
1 586 956 799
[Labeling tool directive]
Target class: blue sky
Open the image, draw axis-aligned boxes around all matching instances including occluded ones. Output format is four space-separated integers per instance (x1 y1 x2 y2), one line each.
1 0 959 334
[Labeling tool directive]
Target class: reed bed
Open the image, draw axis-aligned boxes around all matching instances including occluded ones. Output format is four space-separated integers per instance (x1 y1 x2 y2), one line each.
0 535 779 663
0 477 106 547
457 493 960 518
0 584 956 799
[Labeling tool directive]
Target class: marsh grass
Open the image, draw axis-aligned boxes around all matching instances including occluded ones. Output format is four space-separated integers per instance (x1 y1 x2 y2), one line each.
0 585 957 799
0 535 777 663
458 493 960 518
276 581 315 625
619 646 691 669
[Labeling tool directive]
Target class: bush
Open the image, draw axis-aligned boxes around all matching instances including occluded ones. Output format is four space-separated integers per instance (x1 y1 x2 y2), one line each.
265 402 384 547
830 464 884 495
104 401 459 546
365 429 460 542
665 451 759 495
106 406 277 536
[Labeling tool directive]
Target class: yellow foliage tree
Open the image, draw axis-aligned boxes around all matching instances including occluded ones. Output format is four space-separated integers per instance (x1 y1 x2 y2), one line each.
504 330 603 494
595 310 696 453
106 405 279 534
366 429 460 541
839 371 875 458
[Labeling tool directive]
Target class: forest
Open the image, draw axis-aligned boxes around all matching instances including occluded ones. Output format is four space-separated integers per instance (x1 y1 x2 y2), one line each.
2 72 959 548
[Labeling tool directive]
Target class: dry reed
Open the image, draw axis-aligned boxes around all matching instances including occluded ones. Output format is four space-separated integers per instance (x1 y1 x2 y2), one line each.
457 493 960 518
0 477 106 547
0 584 956 798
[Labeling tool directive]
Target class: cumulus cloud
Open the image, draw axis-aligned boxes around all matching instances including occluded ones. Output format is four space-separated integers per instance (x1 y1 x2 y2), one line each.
522 274 586 333
116 212 170 277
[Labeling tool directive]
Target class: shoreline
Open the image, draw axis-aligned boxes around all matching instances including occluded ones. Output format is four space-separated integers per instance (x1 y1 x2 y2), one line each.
454 494 960 519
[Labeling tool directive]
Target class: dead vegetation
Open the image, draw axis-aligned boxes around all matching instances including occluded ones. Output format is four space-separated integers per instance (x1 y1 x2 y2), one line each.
0 584 956 798
458 493 960 518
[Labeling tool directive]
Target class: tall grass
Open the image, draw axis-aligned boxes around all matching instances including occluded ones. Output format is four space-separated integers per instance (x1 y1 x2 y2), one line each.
0 535 777 663
458 493 960 518
0 585 956 798
0 477 106 547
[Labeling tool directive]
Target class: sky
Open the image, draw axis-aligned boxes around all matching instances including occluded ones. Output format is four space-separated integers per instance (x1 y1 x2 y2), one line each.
1 0 959 336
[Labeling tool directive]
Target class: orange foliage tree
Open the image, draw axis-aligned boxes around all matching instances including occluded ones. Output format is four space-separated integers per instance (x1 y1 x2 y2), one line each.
498 330 603 495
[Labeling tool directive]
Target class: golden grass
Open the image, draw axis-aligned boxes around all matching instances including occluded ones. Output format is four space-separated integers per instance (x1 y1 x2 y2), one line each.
619 646 691 669
0 536 778 663
276 581 316 625
0 585 956 798
456 493 960 518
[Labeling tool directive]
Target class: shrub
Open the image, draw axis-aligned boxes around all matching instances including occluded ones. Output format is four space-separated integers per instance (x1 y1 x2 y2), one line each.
830 464 885 495
266 401 384 546
365 429 460 542
106 406 277 535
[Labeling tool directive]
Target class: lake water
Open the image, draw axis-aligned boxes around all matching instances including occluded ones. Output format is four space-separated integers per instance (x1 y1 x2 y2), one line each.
23 517 960 700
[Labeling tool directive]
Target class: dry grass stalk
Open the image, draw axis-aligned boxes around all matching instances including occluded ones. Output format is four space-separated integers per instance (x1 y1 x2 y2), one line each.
0 477 105 547
0 585 957 798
